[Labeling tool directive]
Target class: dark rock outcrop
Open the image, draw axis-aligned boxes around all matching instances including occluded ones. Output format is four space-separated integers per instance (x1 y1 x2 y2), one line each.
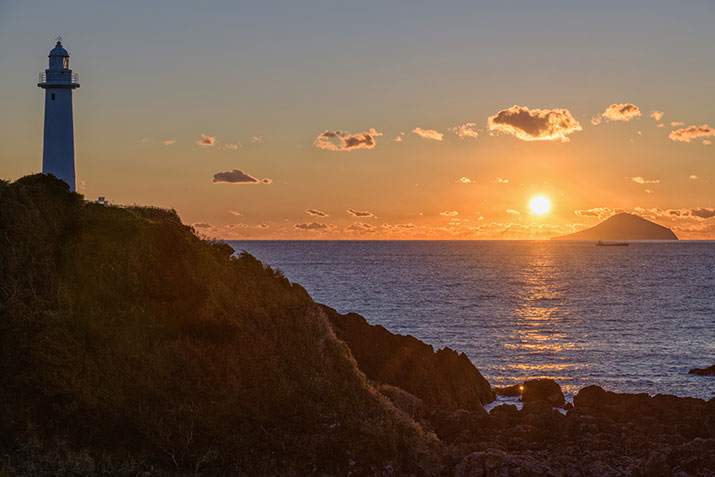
521 378 565 407
322 305 495 410
493 384 521 397
689 364 715 376
552 212 678 240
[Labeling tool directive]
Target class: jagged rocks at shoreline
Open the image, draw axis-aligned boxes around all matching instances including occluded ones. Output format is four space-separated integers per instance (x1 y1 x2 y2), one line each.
322 304 495 410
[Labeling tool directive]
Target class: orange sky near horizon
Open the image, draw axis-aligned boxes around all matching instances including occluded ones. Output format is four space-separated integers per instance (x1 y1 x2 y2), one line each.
1 1 713 240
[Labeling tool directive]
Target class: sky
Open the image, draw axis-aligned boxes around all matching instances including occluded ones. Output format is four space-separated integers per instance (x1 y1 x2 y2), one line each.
1 0 714 239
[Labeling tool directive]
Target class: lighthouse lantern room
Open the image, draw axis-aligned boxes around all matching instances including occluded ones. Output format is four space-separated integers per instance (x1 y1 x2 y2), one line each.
38 37 80 191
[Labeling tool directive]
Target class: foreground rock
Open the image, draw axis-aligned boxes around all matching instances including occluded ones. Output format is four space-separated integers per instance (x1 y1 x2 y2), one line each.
323 304 495 410
521 378 565 407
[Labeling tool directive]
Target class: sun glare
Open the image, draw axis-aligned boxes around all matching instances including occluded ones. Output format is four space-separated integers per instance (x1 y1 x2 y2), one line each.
530 196 551 215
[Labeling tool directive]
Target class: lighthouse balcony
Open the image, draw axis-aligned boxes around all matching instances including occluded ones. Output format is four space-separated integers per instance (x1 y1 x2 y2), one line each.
38 71 80 87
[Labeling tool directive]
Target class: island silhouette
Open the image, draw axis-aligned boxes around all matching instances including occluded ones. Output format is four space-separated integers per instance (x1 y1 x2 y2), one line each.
552 212 678 241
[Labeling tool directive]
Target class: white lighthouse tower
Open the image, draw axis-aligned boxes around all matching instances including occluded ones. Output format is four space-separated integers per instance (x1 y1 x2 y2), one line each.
38 38 80 191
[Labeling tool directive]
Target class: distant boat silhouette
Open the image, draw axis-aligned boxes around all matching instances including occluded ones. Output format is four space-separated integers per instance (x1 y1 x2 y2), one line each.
596 241 629 247
552 213 678 241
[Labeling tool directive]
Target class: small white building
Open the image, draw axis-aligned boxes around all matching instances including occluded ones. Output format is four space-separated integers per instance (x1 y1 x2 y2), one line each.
38 38 80 191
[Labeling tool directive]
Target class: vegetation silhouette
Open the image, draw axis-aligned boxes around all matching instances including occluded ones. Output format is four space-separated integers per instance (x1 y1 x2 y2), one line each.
0 174 441 475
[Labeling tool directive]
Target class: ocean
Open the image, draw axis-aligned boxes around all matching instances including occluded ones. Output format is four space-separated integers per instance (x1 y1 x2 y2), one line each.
227 240 715 401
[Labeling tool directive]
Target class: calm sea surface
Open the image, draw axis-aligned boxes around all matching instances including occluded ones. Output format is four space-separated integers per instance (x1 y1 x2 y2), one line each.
227 241 715 400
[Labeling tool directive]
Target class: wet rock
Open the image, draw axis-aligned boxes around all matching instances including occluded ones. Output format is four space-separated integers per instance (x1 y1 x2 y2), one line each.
521 379 565 407
688 364 715 376
489 404 519 417
493 384 521 397
522 399 553 415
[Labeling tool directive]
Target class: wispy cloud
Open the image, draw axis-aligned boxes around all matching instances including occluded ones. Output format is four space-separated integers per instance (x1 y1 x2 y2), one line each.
313 128 382 151
459 177 472 184
192 222 213 229
412 127 443 141
221 143 239 150
294 222 332 231
347 222 378 233
506 209 520 215
599 103 641 122
631 176 660 185
574 207 616 220
212 169 272 184
689 175 699 180
668 124 715 143
251 136 262 143
670 121 685 127
197 133 216 147
450 123 479 139
650 110 664 121
347 208 375 218
440 210 458 217
487 105 582 142
306 209 328 217
229 210 242 216
494 177 509 184
163 139 176 145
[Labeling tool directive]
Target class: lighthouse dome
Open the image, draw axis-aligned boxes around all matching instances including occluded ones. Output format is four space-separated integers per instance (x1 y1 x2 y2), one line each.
49 41 69 57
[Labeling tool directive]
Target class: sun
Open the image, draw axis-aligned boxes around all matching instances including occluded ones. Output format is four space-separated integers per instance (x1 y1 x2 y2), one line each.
530 196 551 215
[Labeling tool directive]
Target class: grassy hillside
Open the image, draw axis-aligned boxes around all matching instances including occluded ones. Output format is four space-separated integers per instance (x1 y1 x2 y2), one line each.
0 175 442 475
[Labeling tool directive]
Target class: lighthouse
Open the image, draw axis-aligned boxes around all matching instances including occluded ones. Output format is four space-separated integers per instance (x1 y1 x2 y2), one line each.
38 38 80 191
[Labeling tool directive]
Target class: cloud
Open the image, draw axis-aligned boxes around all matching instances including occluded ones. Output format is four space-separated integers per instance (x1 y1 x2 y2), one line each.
440 210 458 217
347 222 378 233
692 208 715 219
590 116 602 126
631 176 660 185
600 103 641 122
222 143 239 150
294 222 330 231
635 207 715 221
226 223 269 229
393 136 403 142
229 210 242 216
163 139 176 145
306 209 328 217
574 207 616 220
506 209 520 215
141 137 152 144
689 175 698 180
347 208 375 218
459 177 472 184
412 128 443 141
650 110 664 121
313 128 382 151
251 136 262 143
197 134 216 147
670 121 685 127
705 140 712 145
212 169 272 184
494 177 509 184
657 124 664 128
450 123 479 139
668 124 715 143
192 222 213 229
487 105 582 142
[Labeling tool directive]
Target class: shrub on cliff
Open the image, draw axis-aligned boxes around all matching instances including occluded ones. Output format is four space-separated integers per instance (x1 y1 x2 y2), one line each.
0 175 442 475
